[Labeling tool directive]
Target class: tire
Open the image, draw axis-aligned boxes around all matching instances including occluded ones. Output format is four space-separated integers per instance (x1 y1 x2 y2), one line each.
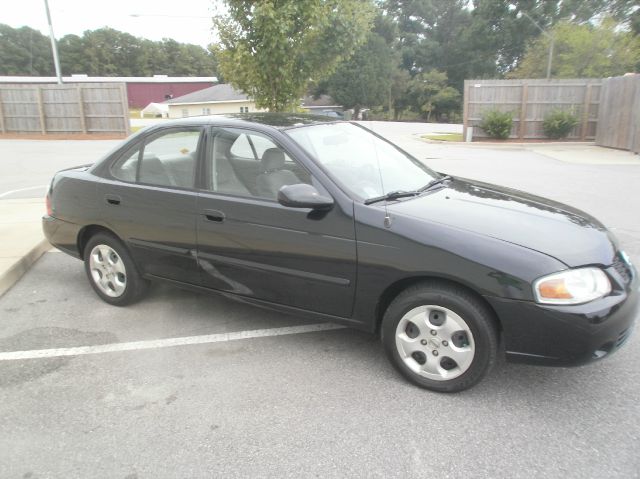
83 232 149 306
381 281 498 393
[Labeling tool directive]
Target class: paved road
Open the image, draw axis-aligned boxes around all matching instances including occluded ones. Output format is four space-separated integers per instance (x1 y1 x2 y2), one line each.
2 252 639 478
0 140 119 199
1 125 639 478
0 121 458 199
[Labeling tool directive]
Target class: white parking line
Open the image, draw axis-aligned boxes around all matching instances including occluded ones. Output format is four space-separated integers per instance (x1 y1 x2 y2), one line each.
0 323 347 361
0 185 49 199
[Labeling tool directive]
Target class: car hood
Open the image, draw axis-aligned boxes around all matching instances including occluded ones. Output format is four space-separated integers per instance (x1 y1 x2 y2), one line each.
386 177 617 268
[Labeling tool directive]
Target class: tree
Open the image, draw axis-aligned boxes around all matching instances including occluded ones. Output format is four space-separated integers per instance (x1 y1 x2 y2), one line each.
326 33 396 119
407 70 460 121
0 24 53 75
467 0 637 77
58 34 87 75
382 0 478 89
212 0 376 111
0 24 217 77
389 67 412 119
511 19 640 78
379 0 632 92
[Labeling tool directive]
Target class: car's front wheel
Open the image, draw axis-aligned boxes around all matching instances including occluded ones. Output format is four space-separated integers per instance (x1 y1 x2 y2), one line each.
83 232 148 306
381 281 498 393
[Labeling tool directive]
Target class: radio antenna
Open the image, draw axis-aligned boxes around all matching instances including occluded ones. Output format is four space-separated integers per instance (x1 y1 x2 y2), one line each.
368 122 391 228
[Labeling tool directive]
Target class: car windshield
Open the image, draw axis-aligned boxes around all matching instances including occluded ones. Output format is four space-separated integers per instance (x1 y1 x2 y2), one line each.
285 122 439 200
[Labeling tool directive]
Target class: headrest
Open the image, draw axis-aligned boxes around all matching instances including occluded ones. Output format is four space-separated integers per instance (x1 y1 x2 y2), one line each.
261 148 285 172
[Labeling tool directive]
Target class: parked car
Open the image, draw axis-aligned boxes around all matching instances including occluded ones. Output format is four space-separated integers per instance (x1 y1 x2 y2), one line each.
43 113 637 392
313 110 344 119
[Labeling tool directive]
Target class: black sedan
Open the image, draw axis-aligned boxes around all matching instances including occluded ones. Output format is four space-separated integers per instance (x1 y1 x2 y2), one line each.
43 114 638 392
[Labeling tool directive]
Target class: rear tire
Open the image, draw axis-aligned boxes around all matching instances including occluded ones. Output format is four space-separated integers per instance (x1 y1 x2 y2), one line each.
381 281 498 393
83 232 148 306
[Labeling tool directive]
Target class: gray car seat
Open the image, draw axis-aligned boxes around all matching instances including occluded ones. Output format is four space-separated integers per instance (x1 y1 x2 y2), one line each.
216 154 251 195
256 148 299 199
139 154 174 186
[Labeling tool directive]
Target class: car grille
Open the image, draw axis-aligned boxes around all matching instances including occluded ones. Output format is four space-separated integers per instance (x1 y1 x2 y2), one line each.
612 254 633 285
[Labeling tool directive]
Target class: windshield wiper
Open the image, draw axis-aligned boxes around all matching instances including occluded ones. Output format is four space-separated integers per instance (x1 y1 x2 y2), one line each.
364 175 453 205
364 190 420 205
418 175 452 192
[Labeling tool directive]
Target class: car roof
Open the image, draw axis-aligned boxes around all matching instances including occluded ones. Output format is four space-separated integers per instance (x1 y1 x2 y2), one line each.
151 113 342 131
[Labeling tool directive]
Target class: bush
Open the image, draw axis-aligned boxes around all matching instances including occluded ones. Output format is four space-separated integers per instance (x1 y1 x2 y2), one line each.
543 109 579 139
479 110 513 139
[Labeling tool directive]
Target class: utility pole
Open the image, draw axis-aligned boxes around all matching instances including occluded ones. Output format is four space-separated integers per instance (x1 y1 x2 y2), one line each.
510 6 555 80
518 10 554 80
44 0 63 84
546 36 554 81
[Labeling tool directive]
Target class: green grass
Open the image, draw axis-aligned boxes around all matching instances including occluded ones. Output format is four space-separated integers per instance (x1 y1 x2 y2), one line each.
422 133 463 142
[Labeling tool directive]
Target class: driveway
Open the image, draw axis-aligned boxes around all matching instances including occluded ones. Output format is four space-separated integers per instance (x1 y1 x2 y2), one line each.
1 123 639 478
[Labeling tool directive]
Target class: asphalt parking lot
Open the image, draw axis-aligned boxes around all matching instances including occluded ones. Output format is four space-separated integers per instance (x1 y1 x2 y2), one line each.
1 126 640 478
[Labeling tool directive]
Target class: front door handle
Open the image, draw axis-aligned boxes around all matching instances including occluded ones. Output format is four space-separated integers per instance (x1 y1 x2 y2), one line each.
105 194 121 206
203 209 225 223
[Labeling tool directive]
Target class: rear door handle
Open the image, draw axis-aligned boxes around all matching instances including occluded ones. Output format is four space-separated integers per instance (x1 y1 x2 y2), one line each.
203 209 225 223
105 194 121 206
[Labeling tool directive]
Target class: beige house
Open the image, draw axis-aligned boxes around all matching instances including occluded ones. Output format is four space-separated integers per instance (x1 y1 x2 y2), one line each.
165 84 262 118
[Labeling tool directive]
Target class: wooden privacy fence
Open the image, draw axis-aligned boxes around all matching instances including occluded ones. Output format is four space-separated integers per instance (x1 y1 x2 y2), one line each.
463 79 601 141
0 83 130 135
596 75 640 154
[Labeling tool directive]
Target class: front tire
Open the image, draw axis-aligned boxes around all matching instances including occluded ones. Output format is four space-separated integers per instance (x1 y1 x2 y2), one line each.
83 232 148 306
381 281 498 393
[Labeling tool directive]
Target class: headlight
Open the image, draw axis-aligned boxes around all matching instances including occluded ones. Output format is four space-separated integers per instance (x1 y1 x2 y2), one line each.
533 267 611 305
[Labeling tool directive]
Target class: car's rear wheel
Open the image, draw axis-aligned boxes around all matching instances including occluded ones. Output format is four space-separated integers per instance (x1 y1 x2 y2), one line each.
83 232 148 306
381 281 498 393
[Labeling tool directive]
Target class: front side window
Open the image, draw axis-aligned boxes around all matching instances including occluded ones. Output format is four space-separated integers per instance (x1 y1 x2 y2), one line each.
206 128 311 200
111 128 201 189
286 122 438 200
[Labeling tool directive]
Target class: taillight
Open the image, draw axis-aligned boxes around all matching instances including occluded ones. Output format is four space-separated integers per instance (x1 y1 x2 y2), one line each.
46 192 53 216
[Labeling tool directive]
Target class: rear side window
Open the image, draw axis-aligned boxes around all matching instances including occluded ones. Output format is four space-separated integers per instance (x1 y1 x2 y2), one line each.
111 148 139 182
111 128 201 188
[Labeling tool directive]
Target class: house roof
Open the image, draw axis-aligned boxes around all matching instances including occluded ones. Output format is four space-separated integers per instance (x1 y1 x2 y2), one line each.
165 84 249 105
141 102 169 115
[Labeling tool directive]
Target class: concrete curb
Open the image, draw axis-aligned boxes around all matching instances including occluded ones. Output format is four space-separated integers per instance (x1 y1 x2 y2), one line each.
417 136 598 148
0 239 51 297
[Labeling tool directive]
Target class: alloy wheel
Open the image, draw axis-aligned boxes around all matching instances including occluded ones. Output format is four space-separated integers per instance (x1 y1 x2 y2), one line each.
88 244 127 297
395 305 475 380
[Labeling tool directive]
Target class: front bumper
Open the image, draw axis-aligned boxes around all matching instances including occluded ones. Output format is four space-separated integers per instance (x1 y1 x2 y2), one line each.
487 264 638 367
42 215 82 259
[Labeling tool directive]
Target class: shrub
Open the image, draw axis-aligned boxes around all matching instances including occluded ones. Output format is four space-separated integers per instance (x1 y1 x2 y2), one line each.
479 110 513 139
543 109 579 139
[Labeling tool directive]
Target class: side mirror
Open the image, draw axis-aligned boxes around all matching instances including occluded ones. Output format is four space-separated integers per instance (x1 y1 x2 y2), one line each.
278 184 334 210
